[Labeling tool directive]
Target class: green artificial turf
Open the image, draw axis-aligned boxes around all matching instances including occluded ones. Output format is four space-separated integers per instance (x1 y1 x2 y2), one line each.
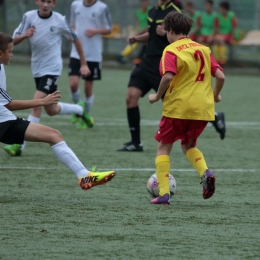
0 63 259 259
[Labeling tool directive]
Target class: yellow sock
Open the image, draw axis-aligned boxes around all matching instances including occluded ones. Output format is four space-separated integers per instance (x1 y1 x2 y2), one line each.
186 148 208 177
219 45 227 63
213 45 220 61
121 43 138 57
155 155 170 196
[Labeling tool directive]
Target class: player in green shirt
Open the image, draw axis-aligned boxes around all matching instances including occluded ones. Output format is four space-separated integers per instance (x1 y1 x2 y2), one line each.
213 1 237 65
116 0 152 64
184 1 201 41
197 0 218 46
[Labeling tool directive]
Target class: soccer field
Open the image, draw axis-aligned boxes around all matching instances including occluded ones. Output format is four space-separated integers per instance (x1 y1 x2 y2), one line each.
0 63 260 259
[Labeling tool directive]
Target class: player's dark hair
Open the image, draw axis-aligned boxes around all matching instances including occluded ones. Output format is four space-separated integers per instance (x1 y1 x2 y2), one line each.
164 12 194 35
219 1 230 10
185 1 194 8
205 0 213 5
0 32 13 52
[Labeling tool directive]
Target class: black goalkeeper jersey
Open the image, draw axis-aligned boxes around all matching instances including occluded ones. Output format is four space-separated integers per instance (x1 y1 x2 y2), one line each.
146 1 182 56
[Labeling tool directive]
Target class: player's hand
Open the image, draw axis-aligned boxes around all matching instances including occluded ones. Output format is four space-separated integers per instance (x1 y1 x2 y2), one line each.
156 25 166 37
80 64 91 77
149 94 160 104
214 94 222 103
128 36 137 44
26 26 36 37
43 91 61 106
85 29 97 37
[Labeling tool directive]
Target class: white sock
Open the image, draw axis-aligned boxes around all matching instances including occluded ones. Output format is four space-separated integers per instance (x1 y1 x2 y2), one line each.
84 94 95 114
58 102 83 116
70 89 81 104
51 141 89 178
21 115 40 151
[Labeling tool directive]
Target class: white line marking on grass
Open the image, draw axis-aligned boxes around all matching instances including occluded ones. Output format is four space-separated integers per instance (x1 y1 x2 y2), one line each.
0 166 256 172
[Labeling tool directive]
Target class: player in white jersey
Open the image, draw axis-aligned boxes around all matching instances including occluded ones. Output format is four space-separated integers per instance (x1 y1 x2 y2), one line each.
0 32 115 190
68 0 112 129
3 0 94 156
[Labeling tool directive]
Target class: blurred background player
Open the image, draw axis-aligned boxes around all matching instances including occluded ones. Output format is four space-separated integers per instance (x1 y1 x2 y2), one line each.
117 0 182 152
68 0 112 129
197 0 218 46
0 32 115 191
116 0 152 65
184 1 201 41
148 12 225 205
3 0 93 156
213 1 237 65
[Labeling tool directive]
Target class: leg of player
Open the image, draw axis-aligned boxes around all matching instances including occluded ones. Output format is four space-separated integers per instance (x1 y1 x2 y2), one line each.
211 112 226 140
69 75 81 124
117 86 143 152
182 139 215 199
3 91 93 156
24 122 115 190
150 142 173 205
3 90 44 155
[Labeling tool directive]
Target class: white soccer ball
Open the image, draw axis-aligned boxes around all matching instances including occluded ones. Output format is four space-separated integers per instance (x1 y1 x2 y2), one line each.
147 173 177 198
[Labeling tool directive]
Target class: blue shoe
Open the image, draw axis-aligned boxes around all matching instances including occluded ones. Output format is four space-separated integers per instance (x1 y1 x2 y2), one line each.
150 194 170 205
201 169 216 199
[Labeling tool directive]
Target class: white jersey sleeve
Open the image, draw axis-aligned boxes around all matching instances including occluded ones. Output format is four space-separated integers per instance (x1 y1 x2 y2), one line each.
100 5 112 31
69 1 77 27
0 88 12 106
59 16 77 41
13 13 31 37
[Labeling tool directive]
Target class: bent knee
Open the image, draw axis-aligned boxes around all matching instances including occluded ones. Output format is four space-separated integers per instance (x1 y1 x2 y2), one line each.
126 90 141 107
46 110 57 117
50 129 63 143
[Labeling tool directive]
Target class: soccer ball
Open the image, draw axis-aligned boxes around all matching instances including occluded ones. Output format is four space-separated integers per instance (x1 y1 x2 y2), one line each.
147 173 177 198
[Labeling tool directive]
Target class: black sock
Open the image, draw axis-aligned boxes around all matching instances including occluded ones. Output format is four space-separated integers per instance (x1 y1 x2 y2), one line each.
127 107 140 144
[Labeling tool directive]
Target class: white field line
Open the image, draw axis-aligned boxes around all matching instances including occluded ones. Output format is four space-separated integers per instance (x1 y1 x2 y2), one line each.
0 166 257 172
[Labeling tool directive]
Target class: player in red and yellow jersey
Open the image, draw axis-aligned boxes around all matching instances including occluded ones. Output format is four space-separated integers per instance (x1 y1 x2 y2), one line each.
148 12 225 205
213 1 237 65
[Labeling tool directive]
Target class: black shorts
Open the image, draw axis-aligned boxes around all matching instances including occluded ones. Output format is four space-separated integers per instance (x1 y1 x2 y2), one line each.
128 55 162 97
68 58 101 81
0 118 30 145
34 75 59 95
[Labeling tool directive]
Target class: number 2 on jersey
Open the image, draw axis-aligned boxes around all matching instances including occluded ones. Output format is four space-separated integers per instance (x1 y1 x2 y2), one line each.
194 50 205 82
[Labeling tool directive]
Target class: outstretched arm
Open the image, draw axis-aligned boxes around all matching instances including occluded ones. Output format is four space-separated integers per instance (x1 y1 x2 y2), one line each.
128 32 149 44
5 91 61 111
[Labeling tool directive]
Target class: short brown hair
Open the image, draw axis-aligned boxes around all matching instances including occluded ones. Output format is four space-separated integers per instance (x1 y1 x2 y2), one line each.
164 12 194 35
0 32 13 52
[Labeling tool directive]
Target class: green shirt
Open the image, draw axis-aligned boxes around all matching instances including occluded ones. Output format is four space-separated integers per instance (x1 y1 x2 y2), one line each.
218 11 236 34
135 6 152 31
186 11 201 32
200 12 217 36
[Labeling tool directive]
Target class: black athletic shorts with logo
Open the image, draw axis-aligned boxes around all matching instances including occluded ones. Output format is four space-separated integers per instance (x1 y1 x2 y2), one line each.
128 55 162 97
0 118 30 144
68 58 101 81
34 75 59 95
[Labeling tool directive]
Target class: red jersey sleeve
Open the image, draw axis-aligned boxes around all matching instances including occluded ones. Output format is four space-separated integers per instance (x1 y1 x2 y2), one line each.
232 17 237 28
214 18 219 29
197 16 201 27
160 51 177 76
210 53 223 77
